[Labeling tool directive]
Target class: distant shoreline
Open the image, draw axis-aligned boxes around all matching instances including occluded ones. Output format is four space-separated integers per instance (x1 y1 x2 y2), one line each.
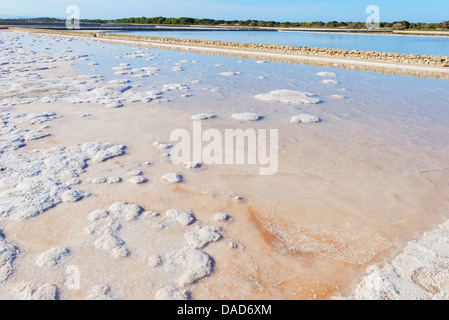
2 22 449 37
4 27 449 79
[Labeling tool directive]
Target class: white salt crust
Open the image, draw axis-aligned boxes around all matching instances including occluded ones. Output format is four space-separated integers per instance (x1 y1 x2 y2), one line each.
255 89 321 105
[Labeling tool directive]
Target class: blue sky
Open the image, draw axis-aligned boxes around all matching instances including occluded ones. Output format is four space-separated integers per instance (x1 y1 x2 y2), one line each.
1 0 448 22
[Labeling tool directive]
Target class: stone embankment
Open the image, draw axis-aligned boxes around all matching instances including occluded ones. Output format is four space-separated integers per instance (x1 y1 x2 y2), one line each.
5 27 449 78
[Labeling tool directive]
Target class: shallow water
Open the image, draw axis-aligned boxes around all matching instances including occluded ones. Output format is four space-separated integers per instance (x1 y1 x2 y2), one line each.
116 30 449 56
1 31 449 299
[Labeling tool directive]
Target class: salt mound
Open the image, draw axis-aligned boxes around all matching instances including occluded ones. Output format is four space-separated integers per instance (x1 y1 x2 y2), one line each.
184 225 223 249
0 232 18 283
220 72 240 76
16 283 58 300
162 173 183 184
162 84 189 92
255 90 321 105
148 255 164 268
36 246 70 267
317 72 337 77
94 235 129 258
191 113 215 120
323 79 339 85
108 79 130 85
231 113 262 121
165 209 196 226
290 114 321 124
214 212 231 222
155 285 189 300
127 170 142 176
129 176 147 184
153 141 173 149
107 176 122 184
109 202 143 221
87 284 117 300
164 247 213 286
184 161 202 169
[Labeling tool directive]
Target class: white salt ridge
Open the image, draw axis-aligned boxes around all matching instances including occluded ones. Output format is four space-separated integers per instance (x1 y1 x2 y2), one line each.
323 79 339 85
332 94 345 99
255 90 321 105
36 247 70 267
191 113 215 120
352 220 449 300
231 113 262 121
290 114 321 124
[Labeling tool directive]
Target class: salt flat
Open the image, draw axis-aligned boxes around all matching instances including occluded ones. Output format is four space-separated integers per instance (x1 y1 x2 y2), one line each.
1 30 449 300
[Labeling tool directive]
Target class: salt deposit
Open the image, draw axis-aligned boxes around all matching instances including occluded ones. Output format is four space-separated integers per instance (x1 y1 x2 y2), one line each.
231 113 262 121
162 84 189 92
155 285 189 300
162 173 183 184
184 161 202 169
16 283 58 300
352 221 449 300
0 232 18 283
191 113 215 120
129 176 147 184
86 284 117 300
35 247 70 267
0 120 125 220
165 209 196 226
214 212 232 222
255 90 321 105
290 114 321 124
164 247 213 286
184 225 223 249
220 72 240 76
317 72 337 77
323 79 339 85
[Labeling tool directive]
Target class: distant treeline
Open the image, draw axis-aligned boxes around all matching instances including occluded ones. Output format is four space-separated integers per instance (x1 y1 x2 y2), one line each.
1 17 449 30
114 17 449 30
